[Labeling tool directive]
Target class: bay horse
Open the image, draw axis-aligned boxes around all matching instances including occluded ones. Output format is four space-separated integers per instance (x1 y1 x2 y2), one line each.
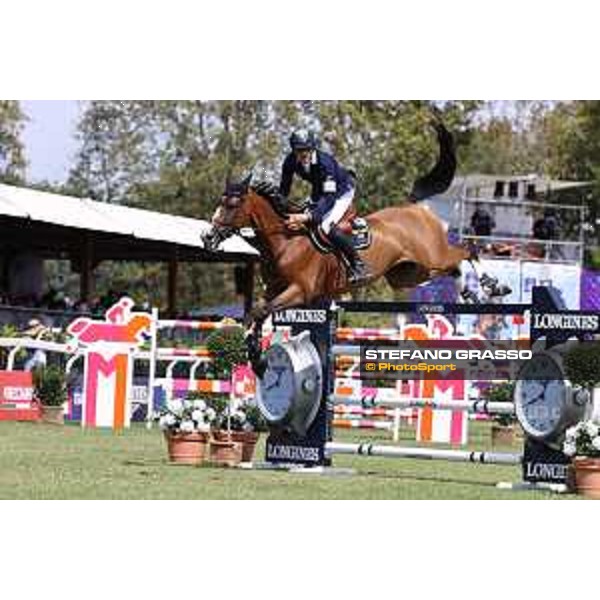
202 123 507 371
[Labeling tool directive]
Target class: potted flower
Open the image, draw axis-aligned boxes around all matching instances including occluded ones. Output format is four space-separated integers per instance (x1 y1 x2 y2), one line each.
155 395 217 465
226 402 267 463
202 393 244 467
33 365 68 425
484 381 517 446
563 420 600 498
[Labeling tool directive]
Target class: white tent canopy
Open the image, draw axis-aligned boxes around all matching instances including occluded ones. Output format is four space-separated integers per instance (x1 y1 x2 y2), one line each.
0 183 258 257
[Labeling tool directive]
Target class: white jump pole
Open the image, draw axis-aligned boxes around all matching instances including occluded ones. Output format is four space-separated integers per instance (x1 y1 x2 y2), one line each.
326 442 522 466
146 307 159 429
330 394 515 415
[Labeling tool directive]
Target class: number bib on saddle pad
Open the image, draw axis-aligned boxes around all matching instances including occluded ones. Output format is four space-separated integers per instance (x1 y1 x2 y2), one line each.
309 216 372 254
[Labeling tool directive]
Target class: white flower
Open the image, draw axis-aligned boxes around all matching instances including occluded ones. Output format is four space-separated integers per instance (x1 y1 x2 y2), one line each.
230 398 243 412
158 415 171 430
585 421 599 438
164 414 177 426
167 399 183 414
191 409 205 423
563 441 577 457
565 426 578 442
233 410 246 423
592 437 600 452
205 408 216 422
196 422 210 433
192 399 207 411
180 420 195 433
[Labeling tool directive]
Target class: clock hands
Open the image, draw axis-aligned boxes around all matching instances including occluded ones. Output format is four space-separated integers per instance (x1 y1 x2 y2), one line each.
264 367 284 391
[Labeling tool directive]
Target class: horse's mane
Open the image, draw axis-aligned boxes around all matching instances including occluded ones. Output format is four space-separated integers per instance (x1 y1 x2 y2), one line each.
249 180 288 216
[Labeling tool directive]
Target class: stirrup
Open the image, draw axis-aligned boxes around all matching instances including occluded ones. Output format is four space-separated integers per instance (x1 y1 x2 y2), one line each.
347 264 373 286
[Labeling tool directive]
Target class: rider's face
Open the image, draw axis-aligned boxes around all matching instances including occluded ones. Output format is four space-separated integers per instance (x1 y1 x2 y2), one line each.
295 149 312 167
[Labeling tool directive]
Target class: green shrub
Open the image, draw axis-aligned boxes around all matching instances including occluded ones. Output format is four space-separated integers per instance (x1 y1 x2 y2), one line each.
564 343 600 388
483 381 516 426
33 366 68 407
205 326 247 378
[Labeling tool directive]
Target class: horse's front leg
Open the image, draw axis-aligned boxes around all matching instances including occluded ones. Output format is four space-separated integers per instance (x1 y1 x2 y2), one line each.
245 284 306 378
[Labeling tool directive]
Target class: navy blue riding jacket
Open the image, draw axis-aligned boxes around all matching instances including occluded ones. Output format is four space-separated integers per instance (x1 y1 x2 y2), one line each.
279 150 354 221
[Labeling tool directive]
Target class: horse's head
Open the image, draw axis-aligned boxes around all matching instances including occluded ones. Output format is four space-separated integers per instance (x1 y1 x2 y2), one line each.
202 174 254 252
202 174 286 251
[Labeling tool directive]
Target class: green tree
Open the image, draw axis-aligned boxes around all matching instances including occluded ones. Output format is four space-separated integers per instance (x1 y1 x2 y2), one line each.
460 101 554 175
0 101 27 184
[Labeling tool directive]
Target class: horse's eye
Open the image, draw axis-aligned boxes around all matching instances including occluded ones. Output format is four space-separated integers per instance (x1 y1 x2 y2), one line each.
225 196 242 209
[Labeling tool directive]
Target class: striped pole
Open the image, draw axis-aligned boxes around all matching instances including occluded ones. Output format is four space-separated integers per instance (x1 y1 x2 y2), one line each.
332 345 363 357
334 406 399 418
330 394 515 415
326 442 522 465
336 328 403 342
332 419 394 431
157 320 241 331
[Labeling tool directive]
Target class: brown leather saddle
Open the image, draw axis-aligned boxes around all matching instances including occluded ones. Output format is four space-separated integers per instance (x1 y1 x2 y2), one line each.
308 206 371 254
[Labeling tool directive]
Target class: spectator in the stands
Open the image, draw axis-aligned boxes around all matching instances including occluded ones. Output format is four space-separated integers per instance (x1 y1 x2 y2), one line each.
538 208 559 239
533 207 562 259
22 319 49 371
470 204 495 237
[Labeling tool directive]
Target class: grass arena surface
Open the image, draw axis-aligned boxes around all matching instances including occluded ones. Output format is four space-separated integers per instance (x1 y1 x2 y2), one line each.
0 421 579 500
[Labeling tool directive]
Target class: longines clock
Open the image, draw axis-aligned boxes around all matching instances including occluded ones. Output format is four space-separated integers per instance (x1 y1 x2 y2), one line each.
514 350 589 445
256 331 323 437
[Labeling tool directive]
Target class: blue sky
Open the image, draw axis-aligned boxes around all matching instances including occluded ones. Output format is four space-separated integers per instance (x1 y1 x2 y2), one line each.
21 100 81 183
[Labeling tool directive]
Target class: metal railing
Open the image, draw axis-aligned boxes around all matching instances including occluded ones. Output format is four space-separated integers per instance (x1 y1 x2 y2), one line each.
461 234 584 264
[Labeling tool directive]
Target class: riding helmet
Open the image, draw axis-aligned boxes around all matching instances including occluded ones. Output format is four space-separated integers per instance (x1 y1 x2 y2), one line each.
289 128 317 151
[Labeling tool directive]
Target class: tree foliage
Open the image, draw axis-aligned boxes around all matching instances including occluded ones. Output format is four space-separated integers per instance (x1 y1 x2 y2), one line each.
0 101 27 184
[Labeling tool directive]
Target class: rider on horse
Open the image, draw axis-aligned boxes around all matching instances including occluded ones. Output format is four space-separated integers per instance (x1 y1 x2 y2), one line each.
280 129 372 286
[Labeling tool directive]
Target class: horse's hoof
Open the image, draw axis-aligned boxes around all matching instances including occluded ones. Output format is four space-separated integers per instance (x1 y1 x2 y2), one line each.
484 283 512 298
348 270 375 288
460 289 480 304
252 358 268 379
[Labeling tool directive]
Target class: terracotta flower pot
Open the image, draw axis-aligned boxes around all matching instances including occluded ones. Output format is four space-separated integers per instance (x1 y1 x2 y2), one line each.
209 432 242 467
164 431 209 465
40 405 65 425
491 423 515 447
230 431 260 463
573 457 600 499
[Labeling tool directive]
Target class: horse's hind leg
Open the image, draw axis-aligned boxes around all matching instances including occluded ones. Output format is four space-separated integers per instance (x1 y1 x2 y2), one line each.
385 262 429 290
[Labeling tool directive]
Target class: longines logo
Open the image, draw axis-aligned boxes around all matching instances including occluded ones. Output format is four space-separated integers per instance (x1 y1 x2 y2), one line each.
417 304 444 314
525 461 568 480
273 309 327 324
267 443 320 462
533 313 599 331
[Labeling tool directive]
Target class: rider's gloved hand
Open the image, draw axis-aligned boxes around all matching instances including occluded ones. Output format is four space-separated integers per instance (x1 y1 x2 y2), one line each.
285 213 311 231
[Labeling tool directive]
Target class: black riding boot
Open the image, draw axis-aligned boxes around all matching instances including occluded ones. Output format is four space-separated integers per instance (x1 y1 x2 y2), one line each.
328 226 372 286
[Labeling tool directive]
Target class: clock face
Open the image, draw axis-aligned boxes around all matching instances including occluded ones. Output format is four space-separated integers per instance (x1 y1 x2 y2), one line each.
257 345 296 422
515 354 566 438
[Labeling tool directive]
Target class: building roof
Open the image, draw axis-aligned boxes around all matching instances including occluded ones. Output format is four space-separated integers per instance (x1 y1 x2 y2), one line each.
0 183 258 262
444 174 592 198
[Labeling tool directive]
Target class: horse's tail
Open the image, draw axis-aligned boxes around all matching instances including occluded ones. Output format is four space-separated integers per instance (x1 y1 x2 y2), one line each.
409 122 456 202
